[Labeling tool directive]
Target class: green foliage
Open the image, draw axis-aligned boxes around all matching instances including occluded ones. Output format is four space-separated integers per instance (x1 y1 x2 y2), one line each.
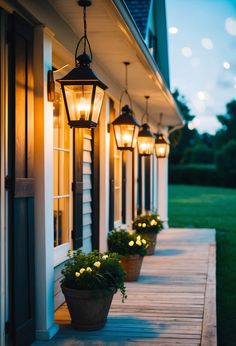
133 213 163 234
214 100 236 149
61 250 127 302
216 140 236 187
108 229 148 256
181 144 215 164
169 90 199 165
169 184 236 345
169 164 219 186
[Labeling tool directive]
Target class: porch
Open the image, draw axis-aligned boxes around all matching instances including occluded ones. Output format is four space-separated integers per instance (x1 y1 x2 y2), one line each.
32 228 216 345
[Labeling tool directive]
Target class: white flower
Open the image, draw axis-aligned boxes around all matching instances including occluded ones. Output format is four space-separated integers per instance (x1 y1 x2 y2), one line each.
138 223 142 227
129 240 134 246
142 223 146 228
136 240 142 246
102 255 108 260
75 272 80 277
136 235 141 241
80 268 85 274
142 239 147 245
86 267 92 272
94 261 101 268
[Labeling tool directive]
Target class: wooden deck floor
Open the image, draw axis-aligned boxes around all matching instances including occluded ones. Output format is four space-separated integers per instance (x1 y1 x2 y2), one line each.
33 228 217 346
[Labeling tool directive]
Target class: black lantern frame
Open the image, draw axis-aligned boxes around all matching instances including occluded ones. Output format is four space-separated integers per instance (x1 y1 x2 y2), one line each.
57 1 107 128
155 132 170 158
137 96 156 156
112 62 140 151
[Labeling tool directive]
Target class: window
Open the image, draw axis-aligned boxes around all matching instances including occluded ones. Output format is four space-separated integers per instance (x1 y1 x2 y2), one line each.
53 90 72 258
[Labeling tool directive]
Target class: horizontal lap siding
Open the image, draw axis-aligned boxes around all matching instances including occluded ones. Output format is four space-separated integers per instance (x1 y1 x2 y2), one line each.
82 131 93 253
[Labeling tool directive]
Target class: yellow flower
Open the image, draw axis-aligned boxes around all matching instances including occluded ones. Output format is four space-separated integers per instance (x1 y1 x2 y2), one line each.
136 240 142 246
136 235 141 241
142 223 146 228
129 240 134 246
138 223 142 227
102 255 108 260
80 268 85 274
75 272 80 277
94 261 101 268
157 216 160 220
154 221 157 225
150 219 156 226
142 239 147 245
86 267 92 272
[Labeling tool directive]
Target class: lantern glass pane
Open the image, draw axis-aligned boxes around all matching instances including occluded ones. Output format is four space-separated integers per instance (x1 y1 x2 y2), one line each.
92 86 104 124
64 85 93 121
155 143 169 158
138 136 155 155
132 126 139 149
114 124 135 148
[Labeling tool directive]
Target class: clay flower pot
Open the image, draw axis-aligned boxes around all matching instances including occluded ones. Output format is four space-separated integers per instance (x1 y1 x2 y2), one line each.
145 233 157 255
121 254 143 281
61 285 116 330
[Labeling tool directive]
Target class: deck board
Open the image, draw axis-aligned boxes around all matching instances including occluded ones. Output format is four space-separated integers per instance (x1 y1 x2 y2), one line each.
32 228 216 346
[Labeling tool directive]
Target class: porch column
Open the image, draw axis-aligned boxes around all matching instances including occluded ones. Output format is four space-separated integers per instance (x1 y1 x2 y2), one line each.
34 26 59 340
157 127 169 229
99 96 110 251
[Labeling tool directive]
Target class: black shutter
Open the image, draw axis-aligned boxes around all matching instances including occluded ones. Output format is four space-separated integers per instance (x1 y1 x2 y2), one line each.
72 128 83 249
7 12 35 346
109 99 115 230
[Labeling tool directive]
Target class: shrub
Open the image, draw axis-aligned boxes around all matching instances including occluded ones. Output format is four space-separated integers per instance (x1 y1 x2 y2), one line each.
216 140 236 187
61 250 127 301
133 213 163 234
108 229 148 256
169 164 220 187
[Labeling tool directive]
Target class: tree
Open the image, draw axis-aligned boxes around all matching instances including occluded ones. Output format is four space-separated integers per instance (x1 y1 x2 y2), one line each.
169 90 199 164
214 100 236 149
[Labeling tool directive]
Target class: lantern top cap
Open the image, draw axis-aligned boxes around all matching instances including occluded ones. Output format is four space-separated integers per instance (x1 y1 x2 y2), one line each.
139 123 155 138
78 0 92 6
112 105 141 127
155 132 169 144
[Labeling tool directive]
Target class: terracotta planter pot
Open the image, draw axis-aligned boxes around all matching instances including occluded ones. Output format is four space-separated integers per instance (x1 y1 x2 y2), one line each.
145 233 157 255
121 254 143 281
61 285 116 330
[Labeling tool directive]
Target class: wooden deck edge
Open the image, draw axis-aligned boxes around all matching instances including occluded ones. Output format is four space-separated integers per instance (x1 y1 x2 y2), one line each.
201 242 217 346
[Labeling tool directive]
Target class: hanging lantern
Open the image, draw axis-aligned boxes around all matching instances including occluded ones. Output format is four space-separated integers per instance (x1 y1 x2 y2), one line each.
137 96 155 156
57 0 107 128
155 132 170 158
112 62 140 150
112 105 140 150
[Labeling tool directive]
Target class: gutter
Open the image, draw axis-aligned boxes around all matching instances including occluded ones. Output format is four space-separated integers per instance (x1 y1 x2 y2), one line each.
110 0 184 126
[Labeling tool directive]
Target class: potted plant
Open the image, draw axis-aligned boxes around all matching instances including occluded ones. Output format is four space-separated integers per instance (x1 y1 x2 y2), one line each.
108 229 148 281
133 213 163 255
61 250 126 330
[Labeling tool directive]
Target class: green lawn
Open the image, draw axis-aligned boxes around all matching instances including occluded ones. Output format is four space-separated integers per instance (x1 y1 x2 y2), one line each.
169 184 236 346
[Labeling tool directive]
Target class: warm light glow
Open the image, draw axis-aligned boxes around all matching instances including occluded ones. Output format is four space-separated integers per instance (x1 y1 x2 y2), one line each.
157 146 165 154
201 38 213 50
225 17 236 36
181 47 192 57
169 26 178 34
223 61 230 69
122 133 132 146
76 97 91 119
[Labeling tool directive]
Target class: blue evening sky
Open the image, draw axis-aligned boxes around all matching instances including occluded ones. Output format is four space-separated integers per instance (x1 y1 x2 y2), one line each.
166 0 236 134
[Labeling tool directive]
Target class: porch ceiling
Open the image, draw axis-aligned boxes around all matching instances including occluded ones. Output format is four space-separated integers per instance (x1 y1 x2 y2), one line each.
49 0 183 129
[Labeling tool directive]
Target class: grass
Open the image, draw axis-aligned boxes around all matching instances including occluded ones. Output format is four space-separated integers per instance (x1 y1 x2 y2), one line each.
169 184 236 346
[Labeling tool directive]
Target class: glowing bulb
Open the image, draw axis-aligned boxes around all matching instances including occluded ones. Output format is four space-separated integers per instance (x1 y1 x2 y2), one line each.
158 147 165 154
76 97 90 119
122 133 132 145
